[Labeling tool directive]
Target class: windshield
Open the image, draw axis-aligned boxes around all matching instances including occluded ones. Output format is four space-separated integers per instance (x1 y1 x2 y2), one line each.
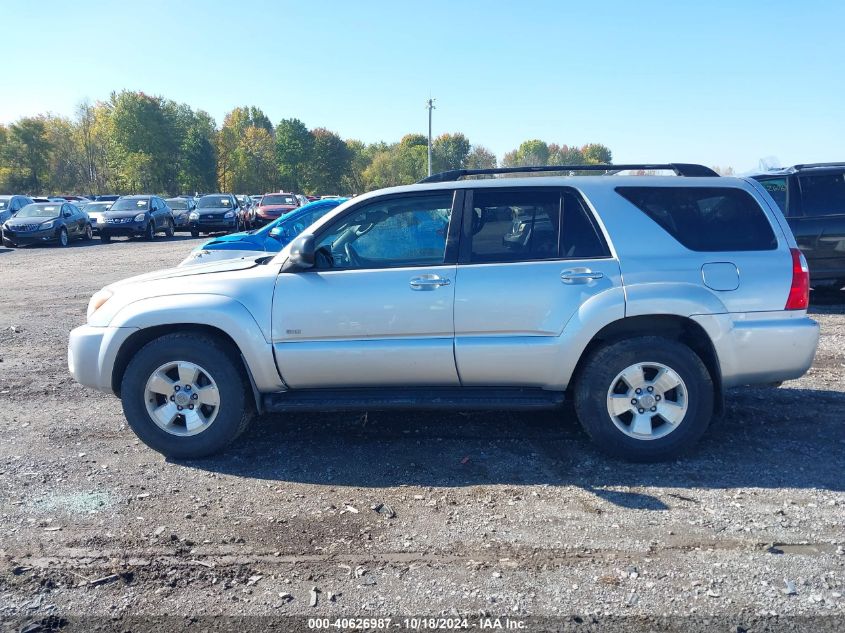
16 204 61 219
111 198 149 211
167 199 188 210
261 194 296 206
198 195 232 209
85 202 112 213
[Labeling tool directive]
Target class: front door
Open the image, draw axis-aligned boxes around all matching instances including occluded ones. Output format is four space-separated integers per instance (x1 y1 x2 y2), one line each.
453 187 623 387
272 191 461 388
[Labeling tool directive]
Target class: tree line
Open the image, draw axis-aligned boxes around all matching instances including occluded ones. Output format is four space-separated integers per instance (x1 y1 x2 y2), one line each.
0 90 614 196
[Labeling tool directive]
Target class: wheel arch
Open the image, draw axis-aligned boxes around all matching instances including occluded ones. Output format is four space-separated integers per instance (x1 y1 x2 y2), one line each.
111 324 263 412
568 314 724 416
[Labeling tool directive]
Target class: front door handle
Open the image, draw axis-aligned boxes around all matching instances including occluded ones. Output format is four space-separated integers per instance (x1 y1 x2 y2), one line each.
410 275 451 291
561 269 604 284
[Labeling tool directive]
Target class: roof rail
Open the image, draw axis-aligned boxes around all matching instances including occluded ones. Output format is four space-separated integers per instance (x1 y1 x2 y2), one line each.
791 162 845 171
418 163 718 183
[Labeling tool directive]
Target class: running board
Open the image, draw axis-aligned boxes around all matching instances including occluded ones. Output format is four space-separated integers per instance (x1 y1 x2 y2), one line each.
262 387 566 413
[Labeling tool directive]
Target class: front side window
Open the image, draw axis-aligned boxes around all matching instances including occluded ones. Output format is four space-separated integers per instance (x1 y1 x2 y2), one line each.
314 194 453 270
798 172 845 216
754 177 788 212
617 186 777 252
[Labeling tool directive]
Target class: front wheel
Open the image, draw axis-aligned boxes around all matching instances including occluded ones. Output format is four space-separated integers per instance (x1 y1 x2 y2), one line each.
190 228 200 238
83 224 93 241
100 233 111 243
164 218 174 238
144 222 155 241
121 333 254 459
573 336 713 462
57 227 69 247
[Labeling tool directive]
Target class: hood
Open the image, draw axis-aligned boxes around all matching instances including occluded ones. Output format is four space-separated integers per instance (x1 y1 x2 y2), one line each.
108 255 265 290
6 216 55 226
179 247 268 267
257 205 296 215
192 231 263 251
105 210 148 219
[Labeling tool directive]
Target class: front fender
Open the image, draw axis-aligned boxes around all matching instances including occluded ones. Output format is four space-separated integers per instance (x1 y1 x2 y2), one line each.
109 294 284 392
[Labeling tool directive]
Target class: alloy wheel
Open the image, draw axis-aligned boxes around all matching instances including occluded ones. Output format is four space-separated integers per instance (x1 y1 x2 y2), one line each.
605 362 688 440
144 361 221 436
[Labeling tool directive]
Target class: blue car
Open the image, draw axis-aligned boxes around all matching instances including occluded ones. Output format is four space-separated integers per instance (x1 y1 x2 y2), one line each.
179 198 347 267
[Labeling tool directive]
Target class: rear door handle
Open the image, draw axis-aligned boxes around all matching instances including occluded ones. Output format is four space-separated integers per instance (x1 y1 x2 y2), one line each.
561 269 604 284
410 275 451 290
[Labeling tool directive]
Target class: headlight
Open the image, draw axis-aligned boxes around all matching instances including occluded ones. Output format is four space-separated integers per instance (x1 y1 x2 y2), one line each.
189 212 199 220
224 211 234 219
134 213 146 222
87 289 113 319
41 220 55 230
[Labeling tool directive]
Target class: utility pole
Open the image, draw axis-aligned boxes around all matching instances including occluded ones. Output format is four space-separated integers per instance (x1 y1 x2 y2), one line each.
426 97 436 177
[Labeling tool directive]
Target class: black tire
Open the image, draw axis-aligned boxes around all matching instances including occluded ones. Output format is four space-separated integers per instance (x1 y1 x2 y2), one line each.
3 237 16 248
164 218 174 238
190 228 200 238
100 233 111 243
57 227 69 247
573 336 714 462
144 222 155 241
83 224 93 241
120 333 254 459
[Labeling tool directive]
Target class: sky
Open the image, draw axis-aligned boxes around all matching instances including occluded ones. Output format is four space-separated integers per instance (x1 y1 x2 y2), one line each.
2 0 843 172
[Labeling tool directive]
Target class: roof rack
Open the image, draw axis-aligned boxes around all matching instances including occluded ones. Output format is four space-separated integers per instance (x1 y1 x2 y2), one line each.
790 162 845 171
418 163 719 183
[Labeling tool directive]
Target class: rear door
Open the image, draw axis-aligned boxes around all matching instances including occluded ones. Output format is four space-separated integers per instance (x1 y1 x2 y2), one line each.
453 187 622 387
793 171 845 283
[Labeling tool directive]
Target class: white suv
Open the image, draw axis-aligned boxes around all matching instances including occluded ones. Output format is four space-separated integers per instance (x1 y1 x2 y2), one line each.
68 164 819 461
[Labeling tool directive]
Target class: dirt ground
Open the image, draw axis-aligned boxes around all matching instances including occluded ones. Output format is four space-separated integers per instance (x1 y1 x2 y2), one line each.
0 236 843 631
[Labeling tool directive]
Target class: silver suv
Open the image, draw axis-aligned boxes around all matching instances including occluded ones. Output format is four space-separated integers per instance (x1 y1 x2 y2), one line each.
67 163 819 461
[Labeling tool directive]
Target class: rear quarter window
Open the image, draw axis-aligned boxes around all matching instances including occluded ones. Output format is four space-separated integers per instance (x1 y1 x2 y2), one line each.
616 186 777 252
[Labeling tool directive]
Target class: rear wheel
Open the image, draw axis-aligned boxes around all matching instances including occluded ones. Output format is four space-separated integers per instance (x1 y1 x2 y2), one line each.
573 336 713 462
121 334 254 459
57 227 69 247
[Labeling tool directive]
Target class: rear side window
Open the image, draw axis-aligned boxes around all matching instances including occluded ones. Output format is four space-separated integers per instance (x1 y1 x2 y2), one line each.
616 187 777 252
755 177 787 212
798 172 845 216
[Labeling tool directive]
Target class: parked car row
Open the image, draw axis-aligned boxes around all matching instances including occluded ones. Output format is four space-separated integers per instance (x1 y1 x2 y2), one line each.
2 191 306 248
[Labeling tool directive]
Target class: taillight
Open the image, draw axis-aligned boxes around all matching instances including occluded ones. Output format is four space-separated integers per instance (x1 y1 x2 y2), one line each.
785 247 809 310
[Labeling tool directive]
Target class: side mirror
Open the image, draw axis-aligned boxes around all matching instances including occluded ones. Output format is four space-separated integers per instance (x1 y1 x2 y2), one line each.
286 233 315 270
269 225 289 240
63 211 72 218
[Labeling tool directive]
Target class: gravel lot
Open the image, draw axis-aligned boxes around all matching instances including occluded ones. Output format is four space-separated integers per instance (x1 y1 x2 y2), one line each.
1 237 843 631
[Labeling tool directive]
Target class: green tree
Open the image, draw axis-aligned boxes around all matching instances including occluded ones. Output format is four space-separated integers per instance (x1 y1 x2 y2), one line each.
275 118 312 192
305 128 350 195
44 115 84 194
432 132 471 173
233 126 276 193
581 143 612 164
5 117 51 192
465 145 497 170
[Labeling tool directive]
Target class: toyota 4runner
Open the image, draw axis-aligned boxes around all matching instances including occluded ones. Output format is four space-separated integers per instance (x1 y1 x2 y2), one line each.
68 163 820 461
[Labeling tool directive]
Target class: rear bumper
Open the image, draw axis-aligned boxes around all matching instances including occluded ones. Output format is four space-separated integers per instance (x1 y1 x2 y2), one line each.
693 312 820 388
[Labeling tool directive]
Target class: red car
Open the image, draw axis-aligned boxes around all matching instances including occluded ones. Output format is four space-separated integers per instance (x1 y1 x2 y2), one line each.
253 192 300 227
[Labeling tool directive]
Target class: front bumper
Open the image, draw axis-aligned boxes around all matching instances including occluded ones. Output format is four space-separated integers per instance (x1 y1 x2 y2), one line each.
100 220 146 237
2 227 57 245
68 324 139 394
694 313 820 388
191 218 237 231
